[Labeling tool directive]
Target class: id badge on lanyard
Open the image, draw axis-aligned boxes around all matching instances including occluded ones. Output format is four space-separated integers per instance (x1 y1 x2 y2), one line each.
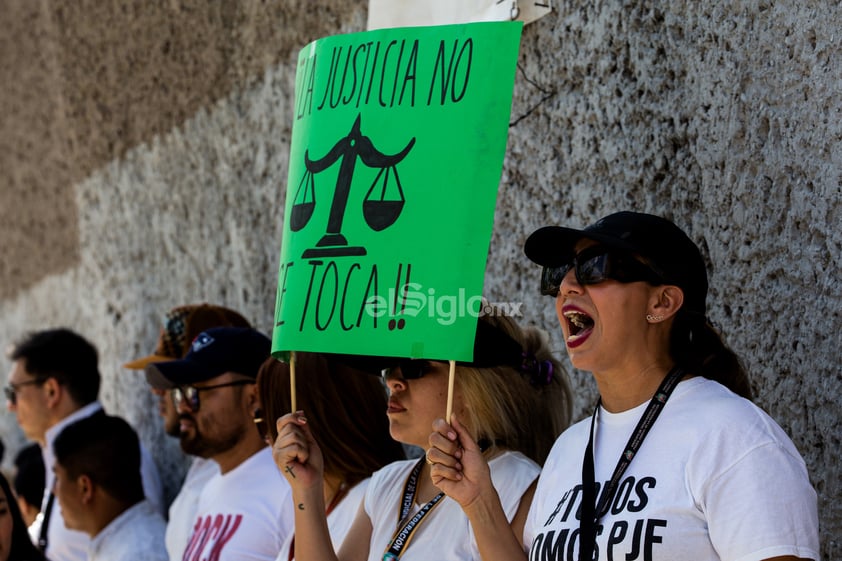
382 458 445 561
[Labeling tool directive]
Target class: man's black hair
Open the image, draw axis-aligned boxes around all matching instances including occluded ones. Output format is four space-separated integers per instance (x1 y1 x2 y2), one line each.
8 328 101 405
53 414 143 505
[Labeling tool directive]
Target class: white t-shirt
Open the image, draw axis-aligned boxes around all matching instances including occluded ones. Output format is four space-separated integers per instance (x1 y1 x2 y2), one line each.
276 478 369 561
166 456 219 561
181 447 295 561
89 500 168 561
366 451 539 561
524 377 820 561
29 402 165 561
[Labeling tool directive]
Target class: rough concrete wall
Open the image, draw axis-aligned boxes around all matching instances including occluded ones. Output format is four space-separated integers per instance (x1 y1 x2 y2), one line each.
0 0 368 511
0 1 838 558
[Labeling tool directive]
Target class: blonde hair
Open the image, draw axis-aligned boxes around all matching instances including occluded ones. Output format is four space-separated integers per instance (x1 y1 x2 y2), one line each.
456 304 572 465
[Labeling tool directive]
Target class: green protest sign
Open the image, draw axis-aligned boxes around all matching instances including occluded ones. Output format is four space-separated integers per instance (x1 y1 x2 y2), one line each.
272 21 523 362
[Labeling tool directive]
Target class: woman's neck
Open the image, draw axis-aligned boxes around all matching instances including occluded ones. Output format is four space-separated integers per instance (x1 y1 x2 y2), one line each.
323 472 345 507
594 362 675 413
415 460 443 504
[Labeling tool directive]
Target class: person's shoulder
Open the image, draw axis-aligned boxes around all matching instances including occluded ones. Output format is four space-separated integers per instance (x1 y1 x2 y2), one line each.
672 377 799 450
369 458 419 486
131 502 167 537
329 478 370 524
345 477 370 501
675 377 772 423
489 451 540 491
244 446 281 471
95 502 167 558
212 448 284 490
489 450 540 473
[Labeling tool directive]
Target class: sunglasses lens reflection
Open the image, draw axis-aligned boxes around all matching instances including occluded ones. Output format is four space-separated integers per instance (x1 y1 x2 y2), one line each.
185 387 199 411
541 266 569 297
576 253 610 284
172 387 199 412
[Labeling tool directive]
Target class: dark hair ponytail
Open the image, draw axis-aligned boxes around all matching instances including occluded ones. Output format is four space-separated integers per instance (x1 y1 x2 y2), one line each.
670 311 753 400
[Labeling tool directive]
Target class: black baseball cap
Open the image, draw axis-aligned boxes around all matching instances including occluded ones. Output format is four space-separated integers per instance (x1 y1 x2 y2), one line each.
145 326 270 389
325 316 525 373
524 211 708 314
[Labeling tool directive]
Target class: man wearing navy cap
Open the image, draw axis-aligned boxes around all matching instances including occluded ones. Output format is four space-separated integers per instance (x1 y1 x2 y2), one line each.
127 303 251 561
146 327 293 561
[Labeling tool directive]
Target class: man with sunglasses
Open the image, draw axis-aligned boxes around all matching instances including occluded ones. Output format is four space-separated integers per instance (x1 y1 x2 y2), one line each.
4 328 164 561
124 303 251 561
146 326 294 561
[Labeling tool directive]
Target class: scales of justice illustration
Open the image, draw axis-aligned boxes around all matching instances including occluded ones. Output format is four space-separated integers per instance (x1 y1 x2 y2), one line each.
290 114 416 258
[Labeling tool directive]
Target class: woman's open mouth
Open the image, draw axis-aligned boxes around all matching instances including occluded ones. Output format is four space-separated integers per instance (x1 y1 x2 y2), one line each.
563 308 594 348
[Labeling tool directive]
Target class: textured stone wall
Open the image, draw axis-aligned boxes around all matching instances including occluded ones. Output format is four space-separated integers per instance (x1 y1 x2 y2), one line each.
0 1 838 558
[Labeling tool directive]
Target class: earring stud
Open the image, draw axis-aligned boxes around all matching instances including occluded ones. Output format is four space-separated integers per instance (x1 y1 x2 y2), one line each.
646 314 663 322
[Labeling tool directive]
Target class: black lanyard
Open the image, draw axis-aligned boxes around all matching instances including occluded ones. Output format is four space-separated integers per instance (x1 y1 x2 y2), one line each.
37 491 55 552
382 457 445 561
578 366 684 561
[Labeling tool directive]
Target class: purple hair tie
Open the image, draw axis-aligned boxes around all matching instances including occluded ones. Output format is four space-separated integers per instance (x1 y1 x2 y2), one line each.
520 352 554 386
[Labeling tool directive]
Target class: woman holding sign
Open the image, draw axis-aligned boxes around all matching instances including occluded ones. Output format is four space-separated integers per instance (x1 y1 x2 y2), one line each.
255 353 405 561
273 307 572 561
427 211 819 561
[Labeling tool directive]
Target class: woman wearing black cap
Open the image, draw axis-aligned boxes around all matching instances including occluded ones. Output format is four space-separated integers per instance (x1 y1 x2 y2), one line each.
273 305 573 561
428 212 819 561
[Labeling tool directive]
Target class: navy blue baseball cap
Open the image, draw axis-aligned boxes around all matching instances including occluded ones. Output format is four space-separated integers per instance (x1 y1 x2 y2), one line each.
145 326 270 389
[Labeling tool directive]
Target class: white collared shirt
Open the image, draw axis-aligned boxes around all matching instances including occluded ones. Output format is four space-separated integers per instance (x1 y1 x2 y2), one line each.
90 500 167 561
28 401 165 561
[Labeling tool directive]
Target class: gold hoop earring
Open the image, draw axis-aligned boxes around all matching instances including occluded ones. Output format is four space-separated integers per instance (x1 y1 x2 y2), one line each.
646 314 663 322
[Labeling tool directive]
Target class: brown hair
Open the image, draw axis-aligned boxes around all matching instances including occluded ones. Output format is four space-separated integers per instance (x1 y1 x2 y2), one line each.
257 353 405 487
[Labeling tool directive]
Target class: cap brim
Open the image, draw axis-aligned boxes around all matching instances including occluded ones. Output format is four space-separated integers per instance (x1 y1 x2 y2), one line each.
144 364 174 390
145 358 208 389
524 226 586 267
524 225 640 267
123 354 175 371
322 319 521 371
321 353 396 376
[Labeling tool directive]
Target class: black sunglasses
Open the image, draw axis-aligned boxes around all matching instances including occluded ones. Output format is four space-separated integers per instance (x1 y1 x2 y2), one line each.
3 379 47 405
381 360 444 381
541 246 663 297
171 379 255 412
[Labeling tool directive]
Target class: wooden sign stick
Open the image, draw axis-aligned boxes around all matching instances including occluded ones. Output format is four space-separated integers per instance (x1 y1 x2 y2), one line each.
446 360 456 423
290 351 297 413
